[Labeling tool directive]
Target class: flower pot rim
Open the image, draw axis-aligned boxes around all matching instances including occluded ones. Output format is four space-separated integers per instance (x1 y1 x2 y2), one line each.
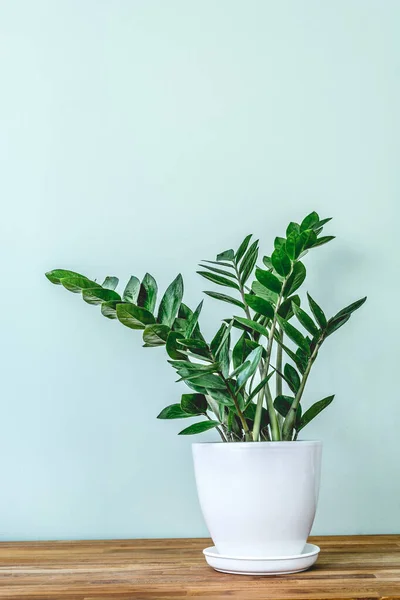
192 440 322 447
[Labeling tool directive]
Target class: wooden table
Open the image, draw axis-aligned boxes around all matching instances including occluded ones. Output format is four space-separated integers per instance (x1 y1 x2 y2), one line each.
0 535 399 599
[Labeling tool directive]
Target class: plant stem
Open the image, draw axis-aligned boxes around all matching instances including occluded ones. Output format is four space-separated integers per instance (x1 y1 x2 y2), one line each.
276 327 283 428
205 411 227 442
219 372 252 441
281 337 323 440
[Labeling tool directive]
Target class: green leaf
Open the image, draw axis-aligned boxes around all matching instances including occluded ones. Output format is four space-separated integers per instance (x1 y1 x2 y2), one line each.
271 248 291 277
178 420 220 435
181 393 208 415
278 295 300 320
284 262 306 296
332 297 367 320
60 275 99 293
284 363 301 393
142 324 170 346
180 373 226 390
292 303 319 337
234 316 269 338
101 301 119 319
217 249 235 261
251 281 278 305
116 303 155 330
197 271 239 290
177 338 210 358
184 300 203 338
311 235 336 248
313 217 332 230
198 264 237 279
204 291 245 309
235 234 252 263
262 256 273 269
82 288 121 305
285 231 299 260
201 259 235 268
274 395 302 423
307 293 327 329
300 229 317 250
236 346 263 388
232 332 251 370
244 294 274 319
300 211 319 231
298 395 334 432
239 240 259 283
45 269 86 285
157 403 193 419
207 388 235 407
245 371 274 403
286 222 300 237
137 273 158 313
325 314 351 337
274 237 286 250
277 316 309 352
255 268 282 293
276 339 307 374
157 274 184 327
123 276 140 303
217 330 230 378
102 276 119 290
166 331 186 359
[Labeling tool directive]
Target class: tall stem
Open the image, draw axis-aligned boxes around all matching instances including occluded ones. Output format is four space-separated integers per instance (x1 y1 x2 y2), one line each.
220 372 252 441
281 338 323 440
275 327 283 428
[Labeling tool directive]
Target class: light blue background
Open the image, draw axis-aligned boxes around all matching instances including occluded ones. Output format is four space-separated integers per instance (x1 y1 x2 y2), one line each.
1 0 399 541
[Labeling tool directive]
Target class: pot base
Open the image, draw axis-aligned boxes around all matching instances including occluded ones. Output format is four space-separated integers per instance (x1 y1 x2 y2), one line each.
203 543 320 576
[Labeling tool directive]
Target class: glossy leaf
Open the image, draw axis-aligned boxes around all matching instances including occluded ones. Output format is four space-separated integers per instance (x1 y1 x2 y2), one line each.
274 237 286 250
123 276 140 303
143 324 170 346
116 303 155 330
244 294 274 318
235 234 252 263
239 240 259 283
274 395 302 423
284 363 301 393
101 301 119 319
166 331 186 360
204 291 245 309
278 294 300 320
271 247 291 277
262 256 273 269
157 403 193 419
157 274 184 327
180 373 226 390
181 393 208 415
284 262 306 296
245 371 274 403
325 314 351 336
197 271 239 290
82 288 121 305
102 276 119 290
184 300 203 338
300 229 317 250
255 268 282 293
236 346 263 388
307 293 327 329
313 217 332 230
333 297 367 320
198 264 236 279
177 338 210 358
311 235 335 248
137 273 158 313
178 420 220 435
232 332 251 370
300 211 319 231
297 395 334 431
292 303 319 337
46 269 85 285
251 281 278 305
217 249 234 261
286 222 300 236
277 316 309 352
234 316 269 338
60 275 99 293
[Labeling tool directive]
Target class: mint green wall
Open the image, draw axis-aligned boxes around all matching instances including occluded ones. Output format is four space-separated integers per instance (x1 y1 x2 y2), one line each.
1 0 399 541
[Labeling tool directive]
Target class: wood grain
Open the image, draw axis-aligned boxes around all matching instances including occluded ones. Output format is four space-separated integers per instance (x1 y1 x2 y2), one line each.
0 535 399 599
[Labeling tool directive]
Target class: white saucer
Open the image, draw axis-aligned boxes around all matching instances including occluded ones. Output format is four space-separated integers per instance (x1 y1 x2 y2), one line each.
203 543 320 576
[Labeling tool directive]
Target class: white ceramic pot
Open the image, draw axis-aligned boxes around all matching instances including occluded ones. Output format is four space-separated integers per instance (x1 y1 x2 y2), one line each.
192 441 322 558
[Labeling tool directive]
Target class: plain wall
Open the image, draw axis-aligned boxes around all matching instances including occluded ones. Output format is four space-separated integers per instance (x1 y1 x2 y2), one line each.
0 0 399 541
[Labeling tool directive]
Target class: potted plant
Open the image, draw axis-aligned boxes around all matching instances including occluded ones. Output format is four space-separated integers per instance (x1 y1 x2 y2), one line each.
46 211 366 574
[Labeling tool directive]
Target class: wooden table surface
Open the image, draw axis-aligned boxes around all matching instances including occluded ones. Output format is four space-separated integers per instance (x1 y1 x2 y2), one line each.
0 535 399 599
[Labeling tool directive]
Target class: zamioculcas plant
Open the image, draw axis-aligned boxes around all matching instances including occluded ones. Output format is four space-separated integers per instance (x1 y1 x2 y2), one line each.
46 212 366 442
